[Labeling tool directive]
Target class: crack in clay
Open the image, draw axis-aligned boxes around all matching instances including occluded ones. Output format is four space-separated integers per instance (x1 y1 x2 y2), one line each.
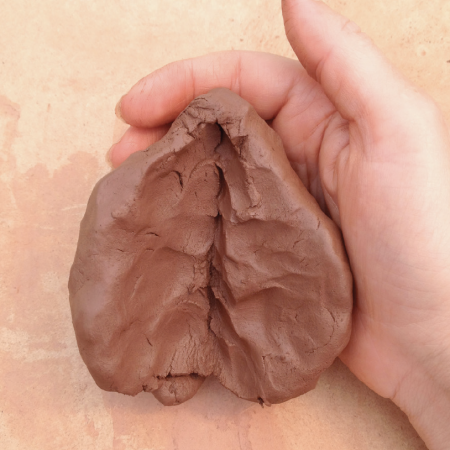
173 170 184 189
69 88 353 406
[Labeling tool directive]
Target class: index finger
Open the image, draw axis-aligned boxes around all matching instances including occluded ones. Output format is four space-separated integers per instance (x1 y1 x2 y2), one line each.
117 51 311 128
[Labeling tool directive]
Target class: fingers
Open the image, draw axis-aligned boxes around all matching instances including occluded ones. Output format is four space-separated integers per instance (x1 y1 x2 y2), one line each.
116 51 310 128
281 0 418 128
108 125 171 168
111 49 339 197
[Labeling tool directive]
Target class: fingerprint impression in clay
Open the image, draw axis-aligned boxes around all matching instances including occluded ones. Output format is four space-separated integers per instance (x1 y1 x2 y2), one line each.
68 88 353 406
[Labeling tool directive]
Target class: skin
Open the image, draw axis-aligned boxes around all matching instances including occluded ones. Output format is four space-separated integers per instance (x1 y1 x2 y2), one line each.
109 0 450 448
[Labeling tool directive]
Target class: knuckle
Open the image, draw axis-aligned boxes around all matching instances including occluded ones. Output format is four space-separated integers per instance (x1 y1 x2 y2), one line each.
340 18 361 35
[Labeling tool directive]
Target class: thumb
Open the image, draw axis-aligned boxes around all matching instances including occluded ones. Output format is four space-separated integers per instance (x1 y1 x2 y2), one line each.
281 0 421 128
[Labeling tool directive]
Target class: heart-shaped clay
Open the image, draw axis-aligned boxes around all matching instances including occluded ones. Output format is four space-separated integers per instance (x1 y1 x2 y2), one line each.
69 88 352 406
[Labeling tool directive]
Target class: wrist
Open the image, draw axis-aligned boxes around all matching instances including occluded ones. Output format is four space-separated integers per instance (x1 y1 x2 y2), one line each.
392 360 450 450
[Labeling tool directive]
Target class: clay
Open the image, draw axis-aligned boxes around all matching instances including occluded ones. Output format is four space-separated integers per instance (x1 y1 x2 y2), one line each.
68 88 353 406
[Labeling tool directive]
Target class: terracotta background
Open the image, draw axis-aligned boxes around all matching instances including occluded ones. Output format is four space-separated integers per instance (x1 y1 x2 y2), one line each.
1 0 449 449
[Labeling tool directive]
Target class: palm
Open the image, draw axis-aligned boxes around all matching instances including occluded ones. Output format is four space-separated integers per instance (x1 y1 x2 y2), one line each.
317 102 450 399
272 86 427 398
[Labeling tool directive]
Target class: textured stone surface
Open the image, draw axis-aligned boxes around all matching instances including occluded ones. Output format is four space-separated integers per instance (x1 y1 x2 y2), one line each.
2 0 448 448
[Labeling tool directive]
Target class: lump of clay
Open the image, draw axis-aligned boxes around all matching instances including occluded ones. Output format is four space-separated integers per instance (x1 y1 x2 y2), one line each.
69 88 353 406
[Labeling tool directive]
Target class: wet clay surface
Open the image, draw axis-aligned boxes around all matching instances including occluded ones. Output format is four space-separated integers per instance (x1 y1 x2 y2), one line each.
69 89 352 406
2 0 447 448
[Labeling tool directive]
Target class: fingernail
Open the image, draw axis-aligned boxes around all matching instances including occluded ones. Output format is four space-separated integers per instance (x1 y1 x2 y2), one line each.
115 96 125 123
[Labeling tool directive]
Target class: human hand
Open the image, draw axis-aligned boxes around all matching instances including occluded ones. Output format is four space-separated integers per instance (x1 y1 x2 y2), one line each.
109 0 450 448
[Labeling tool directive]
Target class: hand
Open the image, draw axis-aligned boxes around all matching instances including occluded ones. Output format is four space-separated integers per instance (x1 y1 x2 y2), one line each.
109 0 450 448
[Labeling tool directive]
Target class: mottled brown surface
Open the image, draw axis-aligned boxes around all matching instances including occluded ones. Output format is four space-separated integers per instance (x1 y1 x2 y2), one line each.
1 0 448 448
69 89 352 406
